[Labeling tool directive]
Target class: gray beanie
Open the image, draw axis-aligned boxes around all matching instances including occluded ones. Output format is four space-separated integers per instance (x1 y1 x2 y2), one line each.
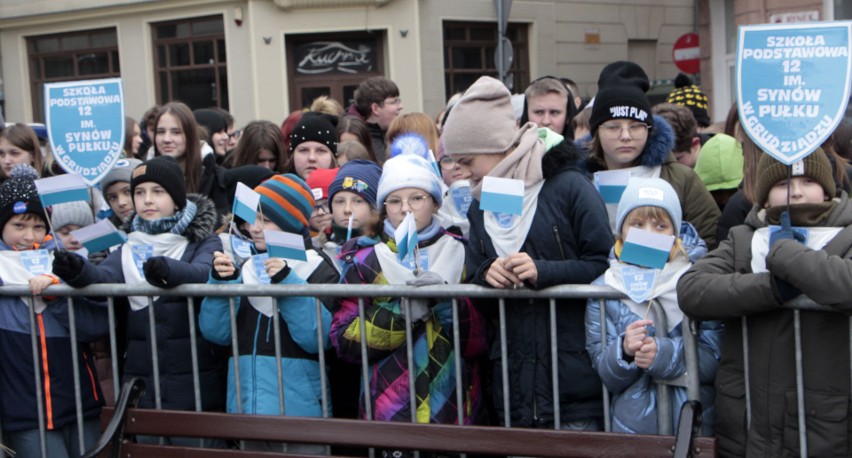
51 201 94 230
101 158 142 199
442 76 518 157
616 178 682 237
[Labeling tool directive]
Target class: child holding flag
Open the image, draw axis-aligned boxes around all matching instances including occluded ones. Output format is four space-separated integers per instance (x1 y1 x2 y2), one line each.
443 75 612 430
199 173 338 454
0 165 108 458
678 148 852 457
330 153 487 437
51 155 228 447
584 177 721 435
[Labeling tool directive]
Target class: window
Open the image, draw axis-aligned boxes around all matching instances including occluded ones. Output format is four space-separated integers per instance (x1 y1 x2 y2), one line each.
27 29 120 122
153 16 227 110
442 21 529 99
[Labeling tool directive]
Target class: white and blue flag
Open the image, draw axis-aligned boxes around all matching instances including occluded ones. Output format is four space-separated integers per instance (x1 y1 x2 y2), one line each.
620 228 675 270
480 176 524 215
35 174 90 207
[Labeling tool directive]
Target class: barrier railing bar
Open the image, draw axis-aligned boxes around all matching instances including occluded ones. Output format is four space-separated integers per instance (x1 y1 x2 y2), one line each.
598 298 611 432
66 298 86 456
186 296 204 448
452 298 463 426
498 298 510 428
549 298 560 429
147 298 162 411
27 296 47 458
650 300 672 436
227 297 243 415
271 294 285 416
316 298 329 418
356 297 375 458
404 299 417 424
107 297 120 403
793 310 807 458
682 318 701 435
742 317 751 429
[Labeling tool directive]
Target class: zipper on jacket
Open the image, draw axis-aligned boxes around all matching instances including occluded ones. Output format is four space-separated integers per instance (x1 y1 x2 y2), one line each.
552 225 567 260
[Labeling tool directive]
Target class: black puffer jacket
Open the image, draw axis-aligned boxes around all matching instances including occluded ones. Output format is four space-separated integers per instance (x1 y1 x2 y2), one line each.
467 137 613 427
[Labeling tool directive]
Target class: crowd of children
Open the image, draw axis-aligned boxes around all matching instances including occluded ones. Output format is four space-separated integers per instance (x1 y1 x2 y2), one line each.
1 60 851 458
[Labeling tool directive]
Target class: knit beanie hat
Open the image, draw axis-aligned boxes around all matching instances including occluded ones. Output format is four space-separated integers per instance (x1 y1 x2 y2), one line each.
616 177 683 237
305 167 339 201
755 148 835 208
193 108 228 135
255 173 315 235
101 158 142 200
442 76 518 156
51 201 94 230
590 61 653 134
666 74 711 128
328 160 382 212
377 154 444 208
0 164 47 230
289 112 339 155
694 134 744 191
131 155 187 210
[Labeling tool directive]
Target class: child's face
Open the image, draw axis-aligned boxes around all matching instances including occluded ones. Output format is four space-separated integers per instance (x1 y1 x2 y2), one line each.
293 141 334 180
621 207 675 240
133 182 177 220
156 113 187 160
331 191 374 229
526 92 568 133
384 187 437 232
241 214 282 252
598 119 650 170
766 176 828 208
454 153 507 187
56 224 83 251
3 214 47 250
106 182 134 222
0 137 35 178
309 199 332 233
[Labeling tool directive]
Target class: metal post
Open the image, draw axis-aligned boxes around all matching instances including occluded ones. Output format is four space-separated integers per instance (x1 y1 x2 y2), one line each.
499 299 511 427
650 301 672 436
404 299 417 423
272 295 285 416
316 298 329 418
187 298 202 411
452 299 464 425
107 297 120 403
28 297 47 458
549 298 560 429
496 0 505 83
599 298 611 432
147 298 162 410
228 297 243 414
66 298 86 455
357 297 375 458
742 317 751 429
794 310 807 458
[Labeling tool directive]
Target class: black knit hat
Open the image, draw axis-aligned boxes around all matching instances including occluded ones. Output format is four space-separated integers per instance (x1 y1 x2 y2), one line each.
289 112 339 155
131 155 187 209
590 61 653 134
0 164 47 230
666 73 711 128
755 149 836 208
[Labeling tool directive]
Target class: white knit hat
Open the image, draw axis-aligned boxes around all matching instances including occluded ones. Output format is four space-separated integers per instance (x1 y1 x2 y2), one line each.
377 154 444 208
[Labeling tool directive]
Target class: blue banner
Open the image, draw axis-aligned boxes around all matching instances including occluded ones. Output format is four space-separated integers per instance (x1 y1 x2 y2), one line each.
45 78 125 186
737 22 852 165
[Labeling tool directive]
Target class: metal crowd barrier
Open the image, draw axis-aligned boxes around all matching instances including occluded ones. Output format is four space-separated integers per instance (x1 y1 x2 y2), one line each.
0 282 715 458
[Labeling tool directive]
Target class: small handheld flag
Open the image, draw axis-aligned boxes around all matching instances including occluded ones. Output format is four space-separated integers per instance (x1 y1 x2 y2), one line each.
263 230 307 262
71 219 127 253
394 212 418 262
232 182 260 225
594 170 631 204
480 176 524 215
35 174 90 207
620 228 675 270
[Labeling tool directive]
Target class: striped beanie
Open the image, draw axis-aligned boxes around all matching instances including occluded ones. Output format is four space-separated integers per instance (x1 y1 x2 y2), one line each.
255 173 315 235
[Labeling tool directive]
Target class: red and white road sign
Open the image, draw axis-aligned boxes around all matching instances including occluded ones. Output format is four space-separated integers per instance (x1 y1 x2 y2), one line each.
672 32 700 74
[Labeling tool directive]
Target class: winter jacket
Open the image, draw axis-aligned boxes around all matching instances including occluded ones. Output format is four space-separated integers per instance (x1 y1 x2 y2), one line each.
367 122 387 163
199 248 337 417
331 229 487 424
0 240 108 432
467 139 613 427
59 194 227 412
581 115 721 249
585 222 721 435
678 193 852 457
199 152 230 216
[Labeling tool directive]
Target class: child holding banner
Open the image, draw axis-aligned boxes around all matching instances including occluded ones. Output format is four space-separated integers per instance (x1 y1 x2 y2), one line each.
330 153 487 439
199 173 338 454
51 155 228 447
584 177 721 435
442 75 612 430
678 148 852 457
0 165 108 458
581 61 719 248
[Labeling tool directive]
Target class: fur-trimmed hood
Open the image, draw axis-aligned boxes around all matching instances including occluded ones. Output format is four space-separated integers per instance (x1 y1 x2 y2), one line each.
575 114 675 173
121 193 222 244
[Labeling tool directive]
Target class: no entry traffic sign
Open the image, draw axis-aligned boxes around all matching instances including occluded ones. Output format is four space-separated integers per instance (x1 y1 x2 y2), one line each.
673 32 700 74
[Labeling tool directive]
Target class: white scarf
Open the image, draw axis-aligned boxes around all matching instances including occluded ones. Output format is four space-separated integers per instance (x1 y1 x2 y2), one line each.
750 226 842 273
374 235 465 285
600 165 662 234
241 250 325 317
604 256 691 333
121 232 189 311
484 181 545 258
0 249 54 313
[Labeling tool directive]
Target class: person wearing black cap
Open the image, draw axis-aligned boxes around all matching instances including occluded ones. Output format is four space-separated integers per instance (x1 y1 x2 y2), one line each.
52 155 228 448
582 60 720 248
283 112 339 181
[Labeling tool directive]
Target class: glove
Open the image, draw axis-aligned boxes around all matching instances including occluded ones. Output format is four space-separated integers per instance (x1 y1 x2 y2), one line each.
769 211 806 248
53 250 85 281
403 271 446 322
143 256 172 288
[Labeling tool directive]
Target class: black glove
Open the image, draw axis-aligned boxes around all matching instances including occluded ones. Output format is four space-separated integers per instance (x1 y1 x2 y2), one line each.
768 211 803 301
143 256 172 288
53 250 84 281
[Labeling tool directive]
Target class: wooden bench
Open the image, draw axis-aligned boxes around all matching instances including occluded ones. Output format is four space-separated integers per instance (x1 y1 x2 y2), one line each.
85 379 717 458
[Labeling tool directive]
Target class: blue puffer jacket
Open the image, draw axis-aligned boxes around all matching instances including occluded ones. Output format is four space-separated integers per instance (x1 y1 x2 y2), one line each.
584 222 722 435
0 240 108 432
60 194 227 412
199 250 337 417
